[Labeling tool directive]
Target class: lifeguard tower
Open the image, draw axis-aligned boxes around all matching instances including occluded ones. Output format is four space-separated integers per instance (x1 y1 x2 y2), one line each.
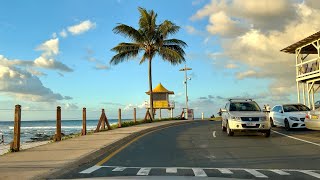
145 83 175 119
281 30 320 110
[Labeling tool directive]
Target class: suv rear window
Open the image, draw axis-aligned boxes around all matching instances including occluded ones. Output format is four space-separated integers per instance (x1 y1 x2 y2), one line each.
229 102 261 111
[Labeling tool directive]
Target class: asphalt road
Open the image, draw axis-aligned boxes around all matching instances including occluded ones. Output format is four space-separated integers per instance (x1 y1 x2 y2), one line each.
57 120 320 179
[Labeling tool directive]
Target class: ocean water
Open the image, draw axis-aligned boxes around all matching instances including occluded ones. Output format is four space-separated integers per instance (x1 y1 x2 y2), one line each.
0 119 129 144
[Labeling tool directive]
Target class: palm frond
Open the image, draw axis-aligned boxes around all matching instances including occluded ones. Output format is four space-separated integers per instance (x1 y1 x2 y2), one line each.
158 20 180 38
110 50 140 65
139 52 148 65
111 43 141 53
158 46 186 65
163 39 187 48
113 24 143 43
138 7 157 41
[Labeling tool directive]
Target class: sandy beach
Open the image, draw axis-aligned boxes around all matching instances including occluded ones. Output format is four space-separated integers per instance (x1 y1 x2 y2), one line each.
0 141 51 156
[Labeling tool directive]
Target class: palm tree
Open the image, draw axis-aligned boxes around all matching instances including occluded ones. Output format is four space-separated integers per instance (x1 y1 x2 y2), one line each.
110 7 187 120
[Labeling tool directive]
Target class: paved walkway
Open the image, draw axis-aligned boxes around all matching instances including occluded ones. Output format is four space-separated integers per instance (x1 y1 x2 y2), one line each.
0 120 194 180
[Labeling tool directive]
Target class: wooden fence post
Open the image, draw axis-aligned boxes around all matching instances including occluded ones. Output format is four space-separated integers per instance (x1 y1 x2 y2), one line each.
118 108 122 128
101 109 106 130
82 108 86 135
55 106 62 141
10 104 21 152
134 108 137 124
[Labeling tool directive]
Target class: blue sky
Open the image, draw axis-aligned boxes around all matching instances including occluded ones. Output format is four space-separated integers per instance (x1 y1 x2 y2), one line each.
1 0 320 120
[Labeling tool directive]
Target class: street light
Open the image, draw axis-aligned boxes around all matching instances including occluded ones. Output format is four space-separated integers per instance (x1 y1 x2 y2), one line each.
179 64 192 119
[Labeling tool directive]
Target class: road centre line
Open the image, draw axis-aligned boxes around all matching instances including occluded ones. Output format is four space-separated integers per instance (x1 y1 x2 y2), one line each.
272 130 320 147
213 131 216 138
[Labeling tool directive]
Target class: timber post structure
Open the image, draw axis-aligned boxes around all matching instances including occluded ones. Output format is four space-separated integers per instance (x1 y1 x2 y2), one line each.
118 108 122 128
281 31 320 110
82 108 87 136
10 105 21 152
55 106 62 141
145 83 175 120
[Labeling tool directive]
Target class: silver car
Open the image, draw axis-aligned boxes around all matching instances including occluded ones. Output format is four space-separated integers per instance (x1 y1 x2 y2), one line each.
306 108 320 130
221 99 271 137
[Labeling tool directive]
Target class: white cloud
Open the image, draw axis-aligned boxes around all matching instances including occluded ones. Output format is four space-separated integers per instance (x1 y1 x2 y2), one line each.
59 29 68 38
236 70 259 80
36 38 59 56
207 11 247 37
192 0 205 6
34 56 73 72
34 38 73 72
26 68 47 76
67 20 96 35
94 64 109 70
225 63 238 69
192 0 297 32
185 25 200 35
0 64 71 102
64 103 79 110
193 0 320 101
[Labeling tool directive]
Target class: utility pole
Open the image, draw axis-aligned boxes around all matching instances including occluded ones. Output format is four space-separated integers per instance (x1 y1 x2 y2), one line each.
179 64 192 119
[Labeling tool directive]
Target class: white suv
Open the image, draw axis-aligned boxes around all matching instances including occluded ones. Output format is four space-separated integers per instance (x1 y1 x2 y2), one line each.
221 99 271 137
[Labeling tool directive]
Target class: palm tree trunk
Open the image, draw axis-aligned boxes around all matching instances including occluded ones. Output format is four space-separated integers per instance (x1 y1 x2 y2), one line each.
148 57 154 121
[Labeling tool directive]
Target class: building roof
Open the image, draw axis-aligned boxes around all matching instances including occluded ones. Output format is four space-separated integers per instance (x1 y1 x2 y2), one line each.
146 83 174 95
281 30 320 54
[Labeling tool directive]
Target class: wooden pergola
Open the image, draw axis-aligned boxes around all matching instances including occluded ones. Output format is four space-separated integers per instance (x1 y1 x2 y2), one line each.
281 30 320 109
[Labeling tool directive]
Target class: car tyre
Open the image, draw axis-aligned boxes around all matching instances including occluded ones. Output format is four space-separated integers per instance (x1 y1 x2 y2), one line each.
264 129 271 138
226 122 234 136
284 119 290 131
270 117 275 127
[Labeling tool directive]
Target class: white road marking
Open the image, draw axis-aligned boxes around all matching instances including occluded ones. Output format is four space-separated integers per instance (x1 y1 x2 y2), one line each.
112 167 126 171
270 169 290 175
217 168 233 174
272 130 320 147
213 131 216 138
192 168 207 177
166 168 177 173
300 170 320 179
244 169 268 178
99 165 319 172
89 165 320 178
79 165 101 174
137 168 151 176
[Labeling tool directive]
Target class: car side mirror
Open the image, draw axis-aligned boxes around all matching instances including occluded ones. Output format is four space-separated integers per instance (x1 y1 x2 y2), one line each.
279 110 283 113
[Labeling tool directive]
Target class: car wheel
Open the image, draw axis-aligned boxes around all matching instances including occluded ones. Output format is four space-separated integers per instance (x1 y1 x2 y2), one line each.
227 122 234 136
222 122 226 131
284 119 290 131
264 129 271 138
270 117 275 127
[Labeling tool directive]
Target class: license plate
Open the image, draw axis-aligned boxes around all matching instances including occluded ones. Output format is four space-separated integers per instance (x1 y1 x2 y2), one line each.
311 115 318 120
246 122 256 126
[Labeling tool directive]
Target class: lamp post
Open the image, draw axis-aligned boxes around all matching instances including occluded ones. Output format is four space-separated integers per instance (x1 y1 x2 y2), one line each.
179 64 192 119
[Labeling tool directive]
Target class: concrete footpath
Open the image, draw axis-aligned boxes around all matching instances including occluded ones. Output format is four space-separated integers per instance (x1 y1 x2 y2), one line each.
0 120 194 180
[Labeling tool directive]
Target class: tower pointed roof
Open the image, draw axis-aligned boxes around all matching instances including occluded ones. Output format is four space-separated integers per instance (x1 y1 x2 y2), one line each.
146 83 174 95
